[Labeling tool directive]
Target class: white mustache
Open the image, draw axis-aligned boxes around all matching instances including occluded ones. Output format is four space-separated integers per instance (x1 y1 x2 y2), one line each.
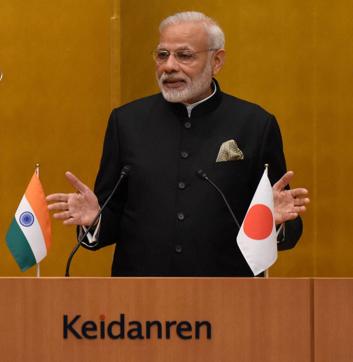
160 73 188 83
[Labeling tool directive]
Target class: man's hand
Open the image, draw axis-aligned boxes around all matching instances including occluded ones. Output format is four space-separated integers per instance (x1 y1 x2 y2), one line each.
273 171 310 225
46 172 100 226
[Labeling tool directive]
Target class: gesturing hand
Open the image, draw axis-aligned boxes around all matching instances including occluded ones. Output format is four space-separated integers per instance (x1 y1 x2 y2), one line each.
46 172 100 226
273 171 310 225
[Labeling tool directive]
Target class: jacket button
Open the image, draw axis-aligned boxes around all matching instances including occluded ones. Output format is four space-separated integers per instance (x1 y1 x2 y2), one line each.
177 212 185 221
175 245 183 253
184 122 191 129
178 181 186 190
180 151 189 159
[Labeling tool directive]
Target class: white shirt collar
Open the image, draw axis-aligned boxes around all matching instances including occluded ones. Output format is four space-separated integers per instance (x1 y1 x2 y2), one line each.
184 81 217 118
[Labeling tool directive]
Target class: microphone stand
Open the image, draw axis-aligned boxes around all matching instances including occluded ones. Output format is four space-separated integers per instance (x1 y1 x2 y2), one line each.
65 166 130 277
197 169 241 230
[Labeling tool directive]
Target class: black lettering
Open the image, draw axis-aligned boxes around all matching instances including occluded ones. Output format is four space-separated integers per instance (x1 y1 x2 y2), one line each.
63 315 82 339
81 321 97 339
145 320 162 339
108 314 125 339
176 321 192 340
195 321 212 339
127 321 144 339
165 321 177 339
100 319 105 339
63 314 212 341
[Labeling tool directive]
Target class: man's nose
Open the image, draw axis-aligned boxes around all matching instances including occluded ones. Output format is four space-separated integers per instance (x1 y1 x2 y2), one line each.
161 53 180 73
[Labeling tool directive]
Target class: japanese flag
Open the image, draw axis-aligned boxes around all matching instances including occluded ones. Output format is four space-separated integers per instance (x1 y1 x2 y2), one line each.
236 167 277 276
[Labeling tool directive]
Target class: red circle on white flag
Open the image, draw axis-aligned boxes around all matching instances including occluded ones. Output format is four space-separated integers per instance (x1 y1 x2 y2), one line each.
243 204 273 240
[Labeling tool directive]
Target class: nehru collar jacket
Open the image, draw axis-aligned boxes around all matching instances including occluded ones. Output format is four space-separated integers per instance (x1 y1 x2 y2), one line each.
90 79 302 277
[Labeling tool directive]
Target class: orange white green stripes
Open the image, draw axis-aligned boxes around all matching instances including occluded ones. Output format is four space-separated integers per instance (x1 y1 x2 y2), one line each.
6 173 51 272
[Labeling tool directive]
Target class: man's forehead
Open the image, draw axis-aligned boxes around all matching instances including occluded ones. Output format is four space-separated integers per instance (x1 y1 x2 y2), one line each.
158 22 208 49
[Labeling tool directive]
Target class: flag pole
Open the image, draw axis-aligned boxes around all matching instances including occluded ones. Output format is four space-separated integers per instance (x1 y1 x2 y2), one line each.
35 163 41 278
264 163 269 279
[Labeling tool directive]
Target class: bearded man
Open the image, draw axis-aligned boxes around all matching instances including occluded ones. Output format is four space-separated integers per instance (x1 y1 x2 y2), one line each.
47 11 309 276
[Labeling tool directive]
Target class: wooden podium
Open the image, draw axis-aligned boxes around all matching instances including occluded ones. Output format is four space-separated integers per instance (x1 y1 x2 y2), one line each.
0 278 352 362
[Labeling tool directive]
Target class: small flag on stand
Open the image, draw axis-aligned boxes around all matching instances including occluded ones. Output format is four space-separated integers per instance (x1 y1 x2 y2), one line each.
6 169 51 272
236 166 277 276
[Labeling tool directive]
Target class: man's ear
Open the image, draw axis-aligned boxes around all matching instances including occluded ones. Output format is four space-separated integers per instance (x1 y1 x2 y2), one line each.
212 49 225 76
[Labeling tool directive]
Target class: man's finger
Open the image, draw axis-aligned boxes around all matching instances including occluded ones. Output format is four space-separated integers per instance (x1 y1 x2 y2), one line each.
46 193 69 202
63 218 81 226
48 202 68 211
65 171 89 193
294 205 307 213
294 197 310 206
291 188 309 198
284 212 299 221
53 211 71 220
273 171 294 191
275 211 298 224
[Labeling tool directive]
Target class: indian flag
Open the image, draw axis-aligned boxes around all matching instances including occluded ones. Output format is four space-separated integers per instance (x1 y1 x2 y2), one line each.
6 172 51 272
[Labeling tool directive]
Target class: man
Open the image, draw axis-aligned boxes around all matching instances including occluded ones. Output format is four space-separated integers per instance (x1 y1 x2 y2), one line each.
47 12 309 276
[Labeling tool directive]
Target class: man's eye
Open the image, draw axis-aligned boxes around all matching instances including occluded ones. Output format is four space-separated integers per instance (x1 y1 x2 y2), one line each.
176 52 194 60
157 51 169 60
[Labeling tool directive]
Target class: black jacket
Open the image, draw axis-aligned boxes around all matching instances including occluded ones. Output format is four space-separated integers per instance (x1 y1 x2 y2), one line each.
90 81 302 276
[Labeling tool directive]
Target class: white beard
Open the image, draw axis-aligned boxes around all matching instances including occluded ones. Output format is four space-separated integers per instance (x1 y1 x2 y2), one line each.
157 61 213 104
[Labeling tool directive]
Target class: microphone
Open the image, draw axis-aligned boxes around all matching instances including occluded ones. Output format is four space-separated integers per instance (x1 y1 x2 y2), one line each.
65 165 131 277
196 169 241 230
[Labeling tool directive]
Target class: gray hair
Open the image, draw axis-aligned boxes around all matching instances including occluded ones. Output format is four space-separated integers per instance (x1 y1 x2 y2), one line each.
159 11 225 49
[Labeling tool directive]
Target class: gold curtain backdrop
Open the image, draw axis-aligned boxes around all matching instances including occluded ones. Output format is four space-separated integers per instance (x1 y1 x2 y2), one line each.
0 0 352 276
